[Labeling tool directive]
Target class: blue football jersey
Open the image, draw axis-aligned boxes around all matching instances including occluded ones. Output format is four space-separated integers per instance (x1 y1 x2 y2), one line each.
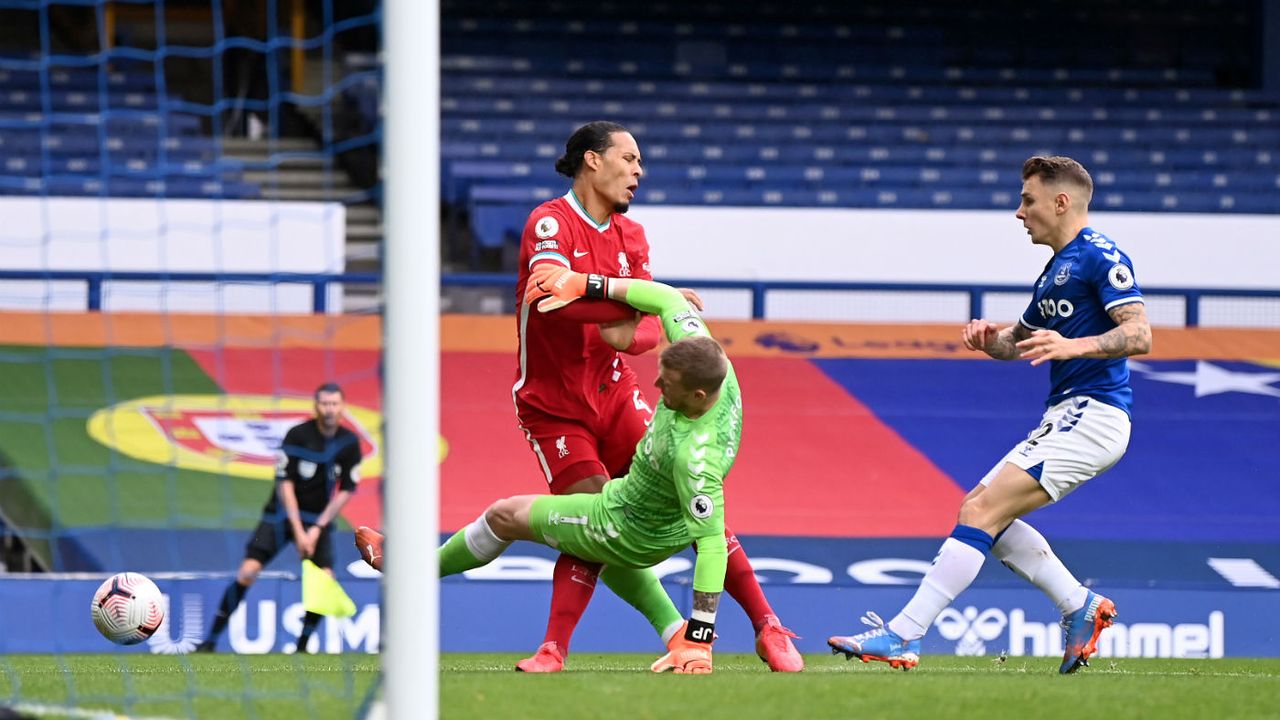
1019 227 1144 415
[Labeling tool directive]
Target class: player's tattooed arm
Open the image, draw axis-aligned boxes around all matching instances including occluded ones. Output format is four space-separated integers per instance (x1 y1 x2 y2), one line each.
692 590 720 615
985 322 1033 360
1093 301 1152 357
1017 301 1152 365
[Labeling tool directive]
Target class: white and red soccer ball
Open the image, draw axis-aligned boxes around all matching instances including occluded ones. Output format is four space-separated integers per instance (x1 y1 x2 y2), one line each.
91 572 165 645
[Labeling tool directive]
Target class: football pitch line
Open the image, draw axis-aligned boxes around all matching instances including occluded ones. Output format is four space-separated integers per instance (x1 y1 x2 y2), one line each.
13 702 182 720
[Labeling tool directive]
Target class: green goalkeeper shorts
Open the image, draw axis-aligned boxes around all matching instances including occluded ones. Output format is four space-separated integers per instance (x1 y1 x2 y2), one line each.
528 493 672 569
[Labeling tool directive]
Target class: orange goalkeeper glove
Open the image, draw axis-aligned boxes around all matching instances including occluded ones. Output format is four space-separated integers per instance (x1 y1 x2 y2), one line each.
524 264 609 311
650 621 714 674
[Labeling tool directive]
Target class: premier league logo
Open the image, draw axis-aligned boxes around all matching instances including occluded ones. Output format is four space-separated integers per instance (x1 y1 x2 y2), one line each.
1108 264 1135 290
689 494 714 519
534 216 559 239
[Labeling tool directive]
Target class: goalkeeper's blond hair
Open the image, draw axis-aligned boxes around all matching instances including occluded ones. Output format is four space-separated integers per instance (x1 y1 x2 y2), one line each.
660 336 727 393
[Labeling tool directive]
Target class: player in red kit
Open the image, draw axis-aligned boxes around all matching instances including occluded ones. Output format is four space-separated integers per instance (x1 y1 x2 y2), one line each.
510 121 803 673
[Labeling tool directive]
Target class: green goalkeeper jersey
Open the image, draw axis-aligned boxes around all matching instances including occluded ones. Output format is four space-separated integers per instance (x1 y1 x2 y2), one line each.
598 281 738 592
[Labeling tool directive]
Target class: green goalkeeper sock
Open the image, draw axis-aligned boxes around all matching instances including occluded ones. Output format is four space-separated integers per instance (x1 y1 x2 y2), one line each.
600 566 684 643
439 514 511 576
438 528 480 576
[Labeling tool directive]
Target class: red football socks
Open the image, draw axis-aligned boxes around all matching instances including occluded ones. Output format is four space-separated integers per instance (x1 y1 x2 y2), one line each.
722 528 776 633
542 554 602 653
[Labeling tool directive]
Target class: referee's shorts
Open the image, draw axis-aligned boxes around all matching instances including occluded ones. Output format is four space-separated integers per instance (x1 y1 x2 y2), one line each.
244 518 334 569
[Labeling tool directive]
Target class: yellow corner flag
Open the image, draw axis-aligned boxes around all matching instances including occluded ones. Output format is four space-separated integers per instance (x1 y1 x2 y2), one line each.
302 559 357 618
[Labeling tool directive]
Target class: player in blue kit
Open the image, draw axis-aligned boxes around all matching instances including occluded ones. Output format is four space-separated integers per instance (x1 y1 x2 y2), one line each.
829 156 1152 674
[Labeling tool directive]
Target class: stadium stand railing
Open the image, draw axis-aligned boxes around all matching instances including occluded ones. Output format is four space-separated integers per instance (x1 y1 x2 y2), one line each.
3 269 1277 329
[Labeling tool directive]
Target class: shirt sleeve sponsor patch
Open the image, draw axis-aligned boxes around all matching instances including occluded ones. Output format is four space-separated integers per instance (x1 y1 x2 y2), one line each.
534 239 559 252
534 216 560 239
1108 263 1135 290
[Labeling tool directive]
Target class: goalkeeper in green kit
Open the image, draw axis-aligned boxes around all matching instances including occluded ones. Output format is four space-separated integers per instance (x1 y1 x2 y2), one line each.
359 266 743 673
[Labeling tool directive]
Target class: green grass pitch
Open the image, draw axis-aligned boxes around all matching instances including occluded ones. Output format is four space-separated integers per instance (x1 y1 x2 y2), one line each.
3 653 1278 719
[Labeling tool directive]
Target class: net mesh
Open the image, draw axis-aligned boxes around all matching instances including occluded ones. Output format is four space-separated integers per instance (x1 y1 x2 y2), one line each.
0 1 383 716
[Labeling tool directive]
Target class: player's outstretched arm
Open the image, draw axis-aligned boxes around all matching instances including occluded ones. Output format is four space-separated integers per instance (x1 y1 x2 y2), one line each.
525 270 704 341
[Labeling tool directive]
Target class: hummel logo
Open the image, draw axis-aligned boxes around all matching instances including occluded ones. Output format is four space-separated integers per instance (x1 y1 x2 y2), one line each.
573 249 589 257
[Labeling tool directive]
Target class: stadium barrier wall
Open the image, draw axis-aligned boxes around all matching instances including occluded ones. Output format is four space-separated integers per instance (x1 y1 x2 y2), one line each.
0 575 381 655
0 197 346 313
2 574 1275 659
4 201 1278 324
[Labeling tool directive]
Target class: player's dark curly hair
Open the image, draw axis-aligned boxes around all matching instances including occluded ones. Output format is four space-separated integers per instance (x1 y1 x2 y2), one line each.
1022 155 1094 202
660 336 728 393
555 121 629 178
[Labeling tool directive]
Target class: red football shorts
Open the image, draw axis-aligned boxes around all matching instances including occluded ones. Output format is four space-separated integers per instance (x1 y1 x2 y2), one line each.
517 384 654 494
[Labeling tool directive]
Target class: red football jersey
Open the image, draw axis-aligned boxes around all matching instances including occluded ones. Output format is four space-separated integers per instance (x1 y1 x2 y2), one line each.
512 190 656 422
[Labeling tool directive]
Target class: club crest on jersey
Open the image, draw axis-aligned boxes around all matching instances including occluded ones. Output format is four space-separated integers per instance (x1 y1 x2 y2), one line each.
534 216 559 239
1108 263 1135 290
1053 262 1072 286
689 494 714 519
617 251 632 277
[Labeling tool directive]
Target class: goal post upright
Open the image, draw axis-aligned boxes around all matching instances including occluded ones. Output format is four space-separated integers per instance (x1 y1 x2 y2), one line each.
382 0 440 716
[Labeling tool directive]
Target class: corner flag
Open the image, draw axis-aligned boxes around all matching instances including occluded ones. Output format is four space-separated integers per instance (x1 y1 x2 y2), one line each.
302 559 357 617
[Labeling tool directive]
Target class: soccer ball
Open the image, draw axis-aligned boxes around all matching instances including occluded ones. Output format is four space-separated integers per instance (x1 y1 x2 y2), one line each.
91 572 165 645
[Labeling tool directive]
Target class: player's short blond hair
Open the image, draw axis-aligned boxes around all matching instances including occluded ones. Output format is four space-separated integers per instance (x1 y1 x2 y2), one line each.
1022 155 1093 204
660 336 727 393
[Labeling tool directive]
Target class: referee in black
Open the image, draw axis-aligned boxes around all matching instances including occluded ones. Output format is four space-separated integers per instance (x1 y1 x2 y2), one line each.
196 382 364 653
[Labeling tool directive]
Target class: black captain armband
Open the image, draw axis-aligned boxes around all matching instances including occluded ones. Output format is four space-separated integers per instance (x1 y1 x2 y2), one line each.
685 617 715 643
584 273 609 299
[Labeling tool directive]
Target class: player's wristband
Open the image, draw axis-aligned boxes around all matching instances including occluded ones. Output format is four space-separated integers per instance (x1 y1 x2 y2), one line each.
584 273 608 299
684 617 715 643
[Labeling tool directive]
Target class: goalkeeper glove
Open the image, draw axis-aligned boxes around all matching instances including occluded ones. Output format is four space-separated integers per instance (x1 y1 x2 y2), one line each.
524 264 608 311
650 620 714 674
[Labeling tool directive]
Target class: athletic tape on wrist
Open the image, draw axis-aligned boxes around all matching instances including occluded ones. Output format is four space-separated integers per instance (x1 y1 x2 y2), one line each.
685 615 716 643
585 273 608 299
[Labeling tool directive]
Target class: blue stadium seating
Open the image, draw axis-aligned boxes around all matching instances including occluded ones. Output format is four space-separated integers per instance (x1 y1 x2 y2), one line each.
0 62 261 201
435 0 1275 248
2 3 1275 226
